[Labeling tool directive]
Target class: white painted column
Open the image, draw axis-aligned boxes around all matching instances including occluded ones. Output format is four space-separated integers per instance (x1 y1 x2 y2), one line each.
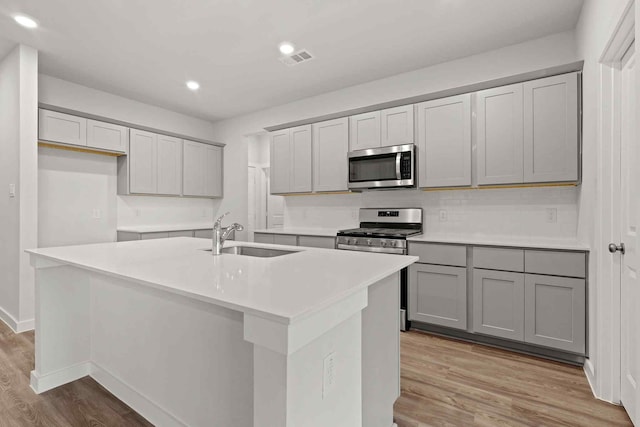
245 289 368 427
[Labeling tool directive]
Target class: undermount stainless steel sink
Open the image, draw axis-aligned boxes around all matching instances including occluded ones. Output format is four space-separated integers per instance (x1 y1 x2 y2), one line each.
203 246 297 258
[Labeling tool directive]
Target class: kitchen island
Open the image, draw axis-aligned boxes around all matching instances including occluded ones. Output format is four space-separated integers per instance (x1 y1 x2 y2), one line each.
27 238 416 427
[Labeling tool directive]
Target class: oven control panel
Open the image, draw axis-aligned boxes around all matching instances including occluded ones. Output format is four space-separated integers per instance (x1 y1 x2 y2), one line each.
336 236 407 254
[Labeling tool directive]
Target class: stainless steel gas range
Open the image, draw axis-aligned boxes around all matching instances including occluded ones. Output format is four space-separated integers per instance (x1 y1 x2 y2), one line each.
336 208 423 331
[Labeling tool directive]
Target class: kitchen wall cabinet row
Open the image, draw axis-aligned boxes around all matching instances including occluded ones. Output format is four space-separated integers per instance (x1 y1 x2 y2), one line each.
118 131 222 198
39 109 224 199
270 118 349 194
253 232 336 249
117 228 233 242
408 242 587 356
269 71 580 194
39 109 128 153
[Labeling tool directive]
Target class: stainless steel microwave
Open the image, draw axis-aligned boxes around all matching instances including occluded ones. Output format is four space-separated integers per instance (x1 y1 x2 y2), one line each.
348 144 415 190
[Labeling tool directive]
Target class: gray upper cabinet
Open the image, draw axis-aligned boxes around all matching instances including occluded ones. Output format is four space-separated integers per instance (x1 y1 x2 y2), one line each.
349 111 381 151
39 109 87 147
183 140 223 198
87 119 128 153
523 73 579 183
290 125 313 193
409 263 467 330
269 125 312 194
270 130 291 194
203 144 223 198
128 129 158 194
380 105 414 147
416 94 472 188
156 135 182 196
473 269 525 341
476 84 524 185
524 274 585 354
313 117 349 192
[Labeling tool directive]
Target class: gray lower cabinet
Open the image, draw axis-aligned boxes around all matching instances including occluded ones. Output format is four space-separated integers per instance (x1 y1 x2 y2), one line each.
298 235 335 249
254 233 274 244
524 274 586 353
472 269 525 341
254 232 336 248
409 264 467 330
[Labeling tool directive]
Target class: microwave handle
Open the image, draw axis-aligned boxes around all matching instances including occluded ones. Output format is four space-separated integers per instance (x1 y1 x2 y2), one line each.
396 153 402 180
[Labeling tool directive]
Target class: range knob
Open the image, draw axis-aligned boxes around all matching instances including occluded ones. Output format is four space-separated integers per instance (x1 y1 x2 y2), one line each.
366 239 373 246
381 240 388 247
350 238 358 245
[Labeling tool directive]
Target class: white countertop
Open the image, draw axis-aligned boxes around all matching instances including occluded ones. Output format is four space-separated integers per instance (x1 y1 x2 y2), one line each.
408 234 589 251
27 238 416 324
117 223 214 233
253 227 344 237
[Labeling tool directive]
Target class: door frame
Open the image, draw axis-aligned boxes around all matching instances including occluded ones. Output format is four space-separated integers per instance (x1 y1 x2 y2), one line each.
592 0 635 404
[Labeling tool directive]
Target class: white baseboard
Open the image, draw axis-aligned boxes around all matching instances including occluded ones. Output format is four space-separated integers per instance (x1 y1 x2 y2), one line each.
90 363 186 427
30 362 92 394
0 306 34 333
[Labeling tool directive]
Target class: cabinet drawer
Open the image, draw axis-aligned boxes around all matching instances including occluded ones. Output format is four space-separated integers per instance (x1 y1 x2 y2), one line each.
168 230 193 238
409 243 466 267
525 250 586 278
254 233 274 244
194 229 213 239
473 247 524 272
140 232 169 240
273 234 298 246
298 235 335 249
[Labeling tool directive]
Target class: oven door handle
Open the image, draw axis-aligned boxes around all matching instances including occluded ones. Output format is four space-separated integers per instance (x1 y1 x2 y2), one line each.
396 153 402 180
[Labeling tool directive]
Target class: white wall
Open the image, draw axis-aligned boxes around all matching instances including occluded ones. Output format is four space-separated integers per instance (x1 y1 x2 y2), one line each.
211 31 580 239
574 0 632 404
0 44 38 332
37 75 225 231
38 147 117 247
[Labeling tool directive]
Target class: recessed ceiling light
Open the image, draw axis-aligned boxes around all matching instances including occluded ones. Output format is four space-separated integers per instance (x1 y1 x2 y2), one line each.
14 15 38 29
279 42 295 55
186 80 200 91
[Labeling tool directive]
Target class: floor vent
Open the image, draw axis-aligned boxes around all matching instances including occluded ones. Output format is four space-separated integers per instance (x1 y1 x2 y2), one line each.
279 50 314 66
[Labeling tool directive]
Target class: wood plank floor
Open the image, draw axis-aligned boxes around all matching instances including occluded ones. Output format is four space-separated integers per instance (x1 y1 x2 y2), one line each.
0 321 151 426
394 330 633 427
0 320 631 426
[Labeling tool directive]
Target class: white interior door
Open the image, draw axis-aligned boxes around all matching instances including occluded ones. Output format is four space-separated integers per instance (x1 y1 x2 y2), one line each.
619 44 640 426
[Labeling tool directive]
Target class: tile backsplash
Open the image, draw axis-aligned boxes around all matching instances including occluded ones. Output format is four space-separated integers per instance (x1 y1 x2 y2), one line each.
284 186 578 238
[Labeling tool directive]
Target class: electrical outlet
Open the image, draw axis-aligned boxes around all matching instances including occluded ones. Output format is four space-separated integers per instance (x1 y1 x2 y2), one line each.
135 209 140 217
92 209 101 219
8 184 15 198
322 352 336 399
439 209 448 222
546 208 557 223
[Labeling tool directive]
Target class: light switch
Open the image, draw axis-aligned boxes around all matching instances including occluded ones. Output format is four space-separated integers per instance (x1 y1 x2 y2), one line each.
8 184 15 198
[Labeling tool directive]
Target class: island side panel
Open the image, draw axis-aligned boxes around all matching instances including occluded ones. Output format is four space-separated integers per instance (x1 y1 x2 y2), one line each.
253 312 363 427
362 272 401 427
32 264 91 393
89 274 254 427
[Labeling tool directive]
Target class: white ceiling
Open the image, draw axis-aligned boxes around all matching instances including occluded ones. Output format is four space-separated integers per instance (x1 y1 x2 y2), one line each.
0 0 583 122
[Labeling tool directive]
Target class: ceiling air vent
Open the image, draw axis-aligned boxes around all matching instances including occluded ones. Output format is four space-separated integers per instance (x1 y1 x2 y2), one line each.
279 50 314 66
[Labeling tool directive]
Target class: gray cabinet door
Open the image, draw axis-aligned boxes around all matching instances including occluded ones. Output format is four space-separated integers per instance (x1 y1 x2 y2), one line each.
87 119 128 153
349 111 381 151
476 83 524 185
270 130 291 194
380 105 414 146
298 235 335 249
416 94 472 188
313 118 349 192
290 125 313 193
156 135 182 196
409 264 467 330
272 234 298 246
523 73 579 183
39 109 87 146
182 140 205 196
524 274 585 354
129 129 158 194
203 144 223 198
473 269 524 341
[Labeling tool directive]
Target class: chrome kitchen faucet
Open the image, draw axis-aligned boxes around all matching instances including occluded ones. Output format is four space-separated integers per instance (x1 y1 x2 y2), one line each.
212 212 244 255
